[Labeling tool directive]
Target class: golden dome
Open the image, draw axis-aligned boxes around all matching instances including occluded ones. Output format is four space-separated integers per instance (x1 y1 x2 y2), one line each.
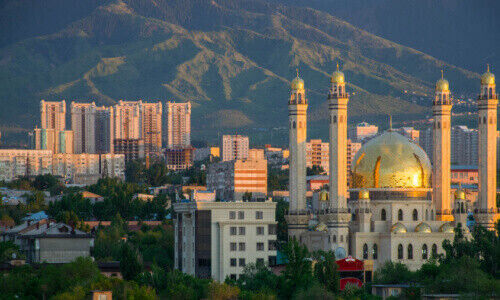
351 132 432 189
359 190 370 200
331 70 345 84
415 222 432 233
319 190 329 201
436 78 449 92
455 189 465 200
439 222 454 233
481 71 495 85
391 222 407 233
291 77 305 90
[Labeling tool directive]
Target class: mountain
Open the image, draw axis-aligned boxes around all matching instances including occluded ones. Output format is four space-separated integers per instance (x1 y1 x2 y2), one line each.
0 0 483 145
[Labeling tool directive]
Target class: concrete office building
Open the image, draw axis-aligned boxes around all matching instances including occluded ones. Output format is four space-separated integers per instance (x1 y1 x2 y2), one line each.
173 198 277 281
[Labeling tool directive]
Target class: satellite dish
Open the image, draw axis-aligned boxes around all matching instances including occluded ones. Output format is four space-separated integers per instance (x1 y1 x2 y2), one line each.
335 247 346 259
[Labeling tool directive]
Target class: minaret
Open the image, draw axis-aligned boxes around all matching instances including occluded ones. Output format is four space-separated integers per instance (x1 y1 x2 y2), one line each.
318 64 351 252
476 65 499 229
432 71 453 221
286 70 309 239
329 64 349 210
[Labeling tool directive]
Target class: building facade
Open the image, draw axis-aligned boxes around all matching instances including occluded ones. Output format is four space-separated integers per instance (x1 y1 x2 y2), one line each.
348 122 378 142
222 135 249 162
173 199 277 281
207 158 267 201
166 102 191 148
0 149 53 181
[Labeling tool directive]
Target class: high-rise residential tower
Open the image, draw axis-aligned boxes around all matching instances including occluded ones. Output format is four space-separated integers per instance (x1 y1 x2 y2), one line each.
286 72 308 239
71 102 96 154
166 102 191 148
476 66 499 228
141 101 162 155
432 72 453 221
40 100 66 131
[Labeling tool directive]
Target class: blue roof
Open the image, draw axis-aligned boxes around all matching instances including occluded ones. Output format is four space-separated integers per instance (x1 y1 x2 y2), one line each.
22 211 48 221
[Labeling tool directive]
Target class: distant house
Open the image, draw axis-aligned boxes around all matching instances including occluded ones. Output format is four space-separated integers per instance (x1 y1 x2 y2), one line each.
81 191 104 204
1 219 93 264
133 193 155 202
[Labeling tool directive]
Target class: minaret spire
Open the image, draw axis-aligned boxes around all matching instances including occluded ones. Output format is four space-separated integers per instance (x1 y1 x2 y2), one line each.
433 71 453 221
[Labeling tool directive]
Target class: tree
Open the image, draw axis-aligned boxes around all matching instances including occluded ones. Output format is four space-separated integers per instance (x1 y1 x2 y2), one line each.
282 240 313 297
374 261 414 284
120 242 143 280
313 250 340 294
208 281 240 300
236 263 279 297
242 192 252 202
306 165 324 176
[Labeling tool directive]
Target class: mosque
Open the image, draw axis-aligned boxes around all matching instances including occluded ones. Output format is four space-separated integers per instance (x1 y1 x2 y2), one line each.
285 65 499 270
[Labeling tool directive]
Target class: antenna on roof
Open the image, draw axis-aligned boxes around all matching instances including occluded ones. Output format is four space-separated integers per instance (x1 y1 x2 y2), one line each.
296 68 299 78
389 114 393 131
487 63 490 72
337 62 339 71
441 69 444 79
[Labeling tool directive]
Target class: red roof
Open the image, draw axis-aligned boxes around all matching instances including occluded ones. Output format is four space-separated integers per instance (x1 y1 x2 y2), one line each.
336 256 364 271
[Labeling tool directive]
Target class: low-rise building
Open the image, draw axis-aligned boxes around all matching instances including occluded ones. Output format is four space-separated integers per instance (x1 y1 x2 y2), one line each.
194 147 220 161
2 219 93 264
173 198 277 281
451 165 478 186
0 149 53 180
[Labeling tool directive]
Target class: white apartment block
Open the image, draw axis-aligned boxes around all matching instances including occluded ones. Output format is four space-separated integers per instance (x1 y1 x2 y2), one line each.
0 150 124 184
173 199 277 281
207 158 267 201
348 122 378 142
305 139 361 176
0 150 53 181
113 101 142 140
166 102 191 148
222 135 249 161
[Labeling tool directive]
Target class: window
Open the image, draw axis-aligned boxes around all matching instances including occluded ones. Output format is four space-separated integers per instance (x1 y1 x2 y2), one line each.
239 227 246 235
239 258 246 267
230 242 237 251
363 244 368 259
425 209 428 220
230 227 237 235
398 244 403 259
256 211 263 219
239 242 246 251
257 242 264 251
381 209 387 221
422 244 428 259
398 209 403 221
229 211 236 219
373 244 378 259
268 224 277 235
268 256 277 267
413 209 418 221
256 258 264 265
230 258 237 267
333 116 337 123
230 274 237 280
257 226 264 235
238 211 244 220
432 244 438 257
407 244 413 259
293 121 296 129
268 240 277 251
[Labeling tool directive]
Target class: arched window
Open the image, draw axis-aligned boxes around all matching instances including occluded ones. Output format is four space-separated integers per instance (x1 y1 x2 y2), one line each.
340 115 343 123
398 244 403 259
340 235 344 242
422 244 428 259
412 209 418 221
431 210 434 220
293 121 296 129
490 117 493 124
407 244 413 259
425 209 428 220
298 121 302 128
363 244 368 259
490 87 493 98
373 244 378 259
461 202 465 213
381 209 387 221
333 235 337 243
398 209 403 221
432 244 438 257
484 116 487 124
437 122 440 129
333 116 337 123
298 93 302 103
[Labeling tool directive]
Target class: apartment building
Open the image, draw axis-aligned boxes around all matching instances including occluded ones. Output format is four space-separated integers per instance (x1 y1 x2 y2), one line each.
71 102 114 154
207 158 267 201
348 122 378 142
173 198 277 281
166 102 191 148
222 135 249 161
306 139 329 173
0 149 53 181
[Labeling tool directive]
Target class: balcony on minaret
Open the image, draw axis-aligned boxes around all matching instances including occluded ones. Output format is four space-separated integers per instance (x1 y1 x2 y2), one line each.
289 92 307 105
433 93 452 106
